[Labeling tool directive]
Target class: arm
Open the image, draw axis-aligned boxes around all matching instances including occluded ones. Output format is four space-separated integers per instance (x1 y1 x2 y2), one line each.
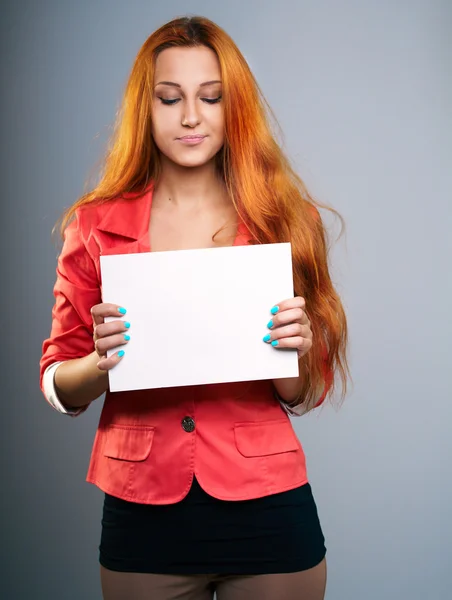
53 352 109 409
274 371 331 416
273 373 305 404
40 211 102 415
42 362 83 416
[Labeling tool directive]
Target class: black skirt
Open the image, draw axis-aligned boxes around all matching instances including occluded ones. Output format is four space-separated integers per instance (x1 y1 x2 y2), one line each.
99 475 326 575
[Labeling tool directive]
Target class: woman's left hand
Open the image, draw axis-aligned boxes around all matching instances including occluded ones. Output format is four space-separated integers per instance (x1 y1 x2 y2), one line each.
263 297 312 359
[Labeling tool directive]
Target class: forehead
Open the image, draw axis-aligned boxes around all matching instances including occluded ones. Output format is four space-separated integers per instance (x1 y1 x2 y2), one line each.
154 46 221 84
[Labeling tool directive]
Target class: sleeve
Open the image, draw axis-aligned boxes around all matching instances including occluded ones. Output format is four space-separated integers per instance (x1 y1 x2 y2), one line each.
39 211 102 415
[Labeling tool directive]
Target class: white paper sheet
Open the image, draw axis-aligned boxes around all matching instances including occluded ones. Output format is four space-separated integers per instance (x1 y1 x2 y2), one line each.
100 243 298 392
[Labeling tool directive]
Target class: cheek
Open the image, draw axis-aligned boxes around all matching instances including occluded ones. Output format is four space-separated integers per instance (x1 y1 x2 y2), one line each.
151 107 176 143
208 110 225 141
214 108 225 130
152 129 172 156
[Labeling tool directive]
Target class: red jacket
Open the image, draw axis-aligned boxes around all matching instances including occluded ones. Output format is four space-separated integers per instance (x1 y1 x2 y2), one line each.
40 185 327 504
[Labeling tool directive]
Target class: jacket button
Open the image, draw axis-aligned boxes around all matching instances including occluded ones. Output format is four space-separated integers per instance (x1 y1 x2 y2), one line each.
181 416 195 433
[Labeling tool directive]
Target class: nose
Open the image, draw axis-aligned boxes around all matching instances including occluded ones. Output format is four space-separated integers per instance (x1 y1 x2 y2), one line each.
181 98 200 128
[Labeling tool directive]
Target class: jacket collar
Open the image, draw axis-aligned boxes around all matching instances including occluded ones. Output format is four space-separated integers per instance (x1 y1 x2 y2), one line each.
96 182 154 240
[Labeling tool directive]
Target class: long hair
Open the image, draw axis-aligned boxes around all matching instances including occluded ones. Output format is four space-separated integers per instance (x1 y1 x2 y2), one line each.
58 15 350 411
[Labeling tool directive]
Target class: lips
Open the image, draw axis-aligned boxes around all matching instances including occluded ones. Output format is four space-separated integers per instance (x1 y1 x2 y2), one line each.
178 135 206 140
176 134 207 146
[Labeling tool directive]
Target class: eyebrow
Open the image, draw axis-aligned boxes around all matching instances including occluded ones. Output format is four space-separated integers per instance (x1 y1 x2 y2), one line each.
154 80 222 88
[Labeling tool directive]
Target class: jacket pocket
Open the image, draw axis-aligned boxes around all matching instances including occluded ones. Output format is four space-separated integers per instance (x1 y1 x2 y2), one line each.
103 424 155 462
234 419 300 457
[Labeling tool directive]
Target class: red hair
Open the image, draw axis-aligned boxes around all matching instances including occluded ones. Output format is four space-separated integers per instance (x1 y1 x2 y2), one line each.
59 16 349 411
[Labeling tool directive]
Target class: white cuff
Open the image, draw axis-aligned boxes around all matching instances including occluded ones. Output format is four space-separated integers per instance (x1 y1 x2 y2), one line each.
43 362 84 416
275 388 308 417
279 400 308 417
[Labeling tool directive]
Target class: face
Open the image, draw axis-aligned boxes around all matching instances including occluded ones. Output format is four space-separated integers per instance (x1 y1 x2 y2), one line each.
151 46 224 168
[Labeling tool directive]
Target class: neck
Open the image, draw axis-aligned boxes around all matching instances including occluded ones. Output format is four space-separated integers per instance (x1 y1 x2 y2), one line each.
154 156 228 208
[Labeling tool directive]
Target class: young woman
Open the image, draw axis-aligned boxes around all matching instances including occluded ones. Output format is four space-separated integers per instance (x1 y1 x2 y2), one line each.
40 15 348 600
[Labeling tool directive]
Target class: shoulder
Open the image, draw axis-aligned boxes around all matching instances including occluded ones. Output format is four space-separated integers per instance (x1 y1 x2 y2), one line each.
71 182 153 241
73 199 112 233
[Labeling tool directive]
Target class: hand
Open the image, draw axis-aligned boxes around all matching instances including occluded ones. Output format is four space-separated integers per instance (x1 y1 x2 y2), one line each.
263 297 312 359
91 303 131 370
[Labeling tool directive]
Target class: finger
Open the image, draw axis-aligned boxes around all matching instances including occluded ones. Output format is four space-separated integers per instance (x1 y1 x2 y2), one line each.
263 323 311 343
95 332 131 357
96 349 126 372
269 336 312 352
91 304 127 327
94 320 131 341
267 307 310 329
270 297 306 316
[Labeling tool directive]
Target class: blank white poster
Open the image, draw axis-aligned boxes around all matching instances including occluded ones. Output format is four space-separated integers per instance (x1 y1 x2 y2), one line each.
100 242 298 392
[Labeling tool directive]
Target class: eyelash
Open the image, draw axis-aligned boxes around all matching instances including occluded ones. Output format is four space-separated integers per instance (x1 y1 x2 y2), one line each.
158 96 222 106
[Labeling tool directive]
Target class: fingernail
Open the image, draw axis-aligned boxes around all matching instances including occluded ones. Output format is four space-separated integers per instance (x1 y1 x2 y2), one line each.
270 306 279 315
271 340 279 347
118 350 125 357
124 322 131 329
124 334 131 341
118 307 127 314
263 334 271 343
267 320 273 328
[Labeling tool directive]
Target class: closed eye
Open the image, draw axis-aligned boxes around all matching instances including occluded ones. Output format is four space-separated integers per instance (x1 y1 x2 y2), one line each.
158 97 180 105
202 96 222 104
158 96 222 106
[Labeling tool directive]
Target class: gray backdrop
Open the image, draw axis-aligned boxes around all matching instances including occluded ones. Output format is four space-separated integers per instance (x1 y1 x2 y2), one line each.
1 1 451 598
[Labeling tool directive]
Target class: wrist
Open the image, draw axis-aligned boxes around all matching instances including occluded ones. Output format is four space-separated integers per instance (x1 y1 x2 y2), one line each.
273 373 304 404
54 351 109 408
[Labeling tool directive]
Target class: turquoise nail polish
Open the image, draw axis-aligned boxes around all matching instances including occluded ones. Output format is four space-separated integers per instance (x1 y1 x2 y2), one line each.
118 307 127 314
267 320 273 328
124 334 131 341
118 350 125 357
124 322 131 329
270 306 279 315
263 334 271 343
271 340 279 347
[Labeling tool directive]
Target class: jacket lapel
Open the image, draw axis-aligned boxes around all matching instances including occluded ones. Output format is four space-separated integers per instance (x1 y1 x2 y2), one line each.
96 183 154 255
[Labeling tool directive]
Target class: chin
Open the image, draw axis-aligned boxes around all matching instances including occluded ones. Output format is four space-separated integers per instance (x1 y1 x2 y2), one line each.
169 153 218 169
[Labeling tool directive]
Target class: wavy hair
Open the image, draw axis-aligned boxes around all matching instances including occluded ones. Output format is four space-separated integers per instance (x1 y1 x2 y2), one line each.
58 15 349 411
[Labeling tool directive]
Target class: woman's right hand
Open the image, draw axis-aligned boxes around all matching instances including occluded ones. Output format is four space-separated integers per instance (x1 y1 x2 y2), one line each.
91 303 130 371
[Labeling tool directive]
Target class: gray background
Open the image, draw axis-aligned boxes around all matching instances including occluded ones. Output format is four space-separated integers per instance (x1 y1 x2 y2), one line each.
1 0 451 598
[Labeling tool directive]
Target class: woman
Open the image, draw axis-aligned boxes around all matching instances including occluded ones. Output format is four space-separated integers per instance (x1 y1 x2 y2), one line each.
40 15 348 600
